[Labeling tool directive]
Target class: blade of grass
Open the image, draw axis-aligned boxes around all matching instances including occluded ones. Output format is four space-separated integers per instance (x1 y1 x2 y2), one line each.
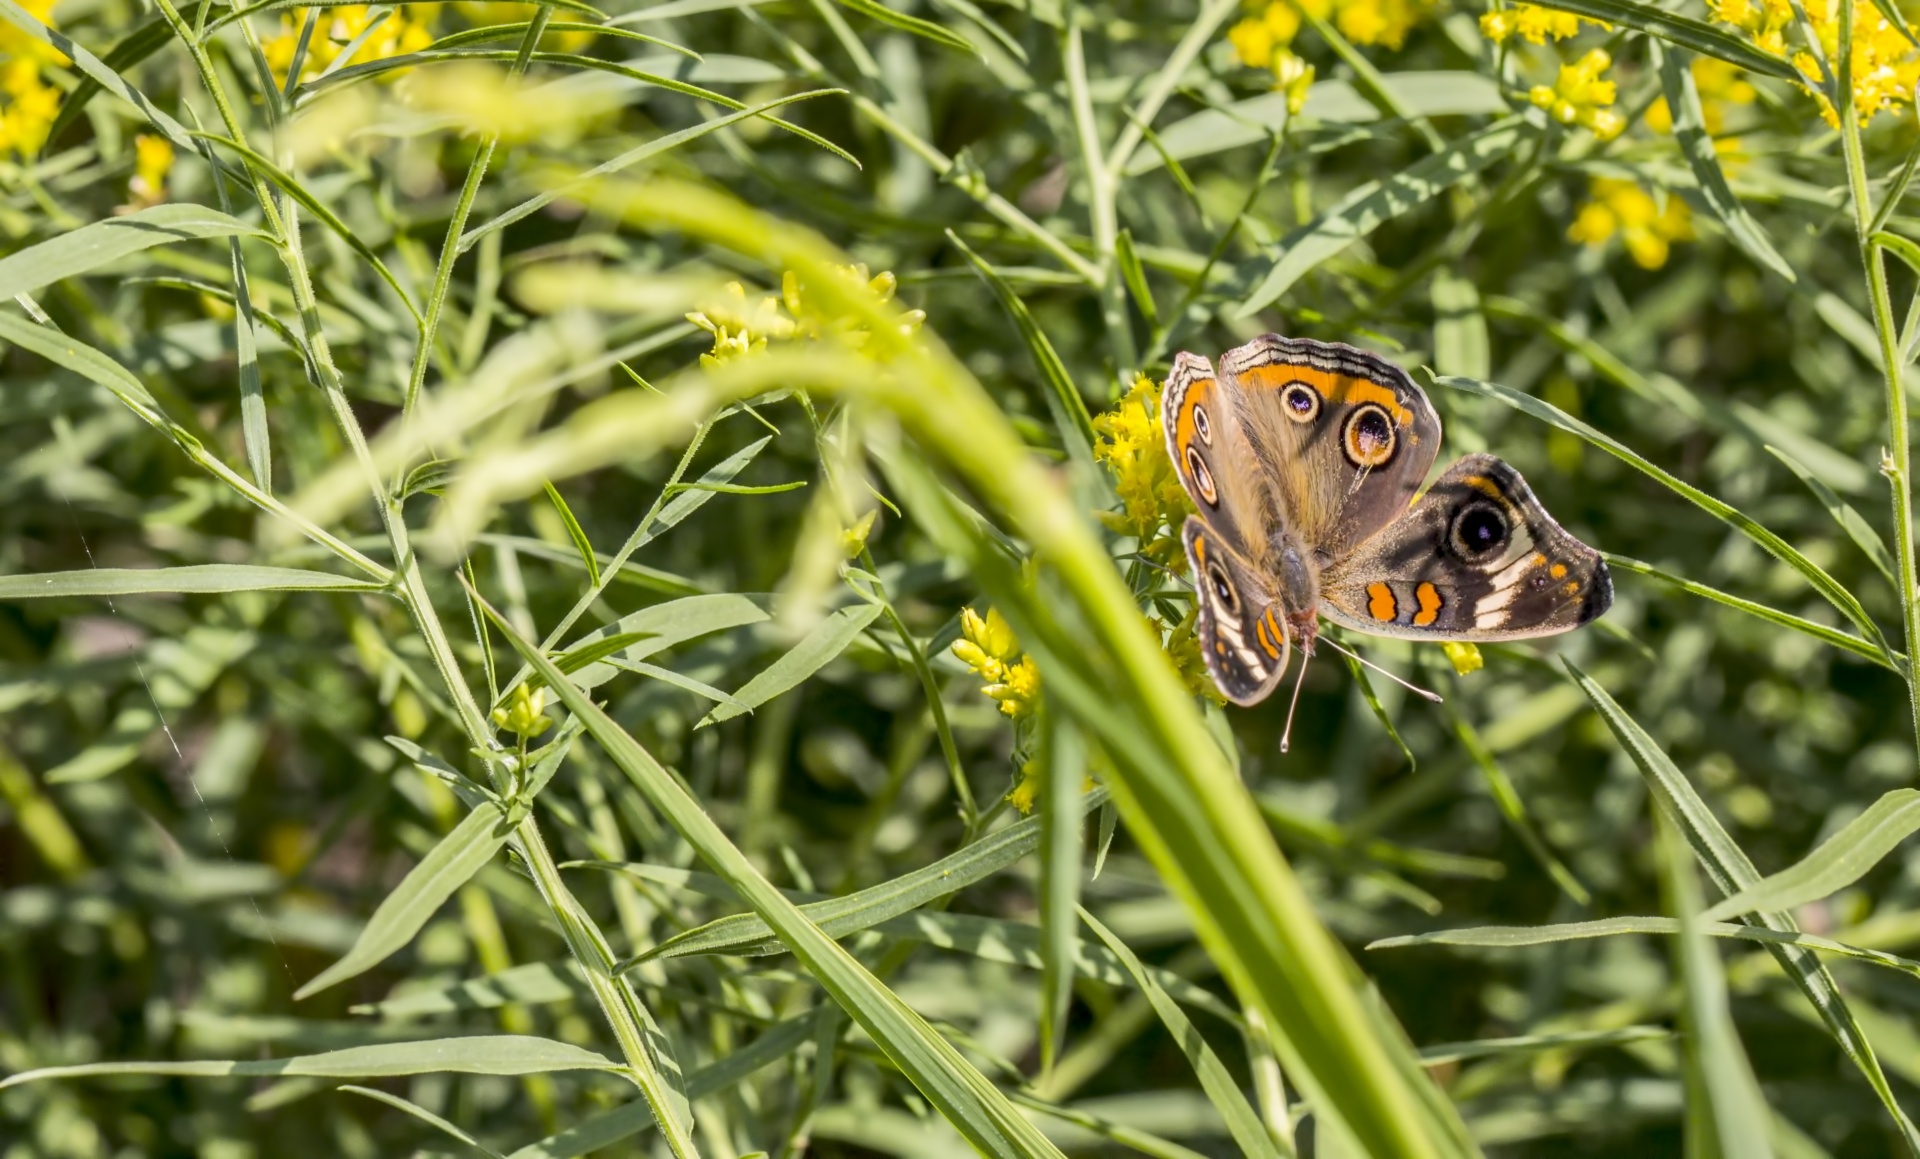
0 565 381 598
1702 789 1920 922
543 482 601 590
698 602 884 726
339 1086 508 1159
1767 445 1899 586
0 1036 623 1089
1038 715 1085 1079
0 203 264 300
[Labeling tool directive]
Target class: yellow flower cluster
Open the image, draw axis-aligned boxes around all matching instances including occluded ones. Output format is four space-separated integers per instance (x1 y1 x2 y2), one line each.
1092 375 1193 567
1230 0 1433 66
1568 178 1695 268
1709 0 1919 123
0 0 66 160
1529 48 1626 139
1645 56 1757 134
686 266 925 369
491 681 553 738
1167 611 1228 705
262 6 435 88
952 607 1040 720
1478 3 1606 44
127 135 174 208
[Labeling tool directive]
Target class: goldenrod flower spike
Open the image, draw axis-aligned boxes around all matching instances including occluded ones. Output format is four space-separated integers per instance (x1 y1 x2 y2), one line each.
1568 178 1694 269
952 607 1038 719
491 682 554 738
1529 48 1626 140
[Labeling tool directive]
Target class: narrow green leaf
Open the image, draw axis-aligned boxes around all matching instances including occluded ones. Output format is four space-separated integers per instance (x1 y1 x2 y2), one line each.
0 204 263 301
1416 1027 1671 1065
699 602 885 726
543 481 601 590
1234 118 1527 317
832 0 976 53
1081 908 1285 1159
295 802 514 999
353 961 588 1018
428 20 699 56
556 593 769 692
1435 374 1894 664
1369 915 1920 980
1703 790 1920 922
1658 807 1774 1159
1525 0 1798 79
0 0 199 152
605 658 748 708
1568 661 1920 1151
1447 705 1589 906
1655 43 1795 283
339 1086 507 1159
473 592 1074 1159
1604 553 1896 669
1430 267 1490 381
0 1036 621 1089
1767 445 1898 586
0 565 380 599
1038 716 1085 1079
947 230 1099 468
43 14 174 147
625 787 1110 961
1115 228 1158 328
665 479 806 495
1342 650 1417 772
207 0 607 36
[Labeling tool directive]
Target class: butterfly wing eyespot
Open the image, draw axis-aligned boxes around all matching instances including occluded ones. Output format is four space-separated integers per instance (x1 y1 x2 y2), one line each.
1185 446 1219 506
1341 403 1396 468
1192 402 1213 445
1207 561 1239 614
1280 382 1321 424
1449 502 1510 559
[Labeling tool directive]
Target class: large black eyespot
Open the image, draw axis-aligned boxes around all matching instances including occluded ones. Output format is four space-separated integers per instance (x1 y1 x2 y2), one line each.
1207 562 1238 613
1450 504 1509 558
1192 403 1212 445
1341 403 1396 468
1281 383 1321 424
1185 446 1218 505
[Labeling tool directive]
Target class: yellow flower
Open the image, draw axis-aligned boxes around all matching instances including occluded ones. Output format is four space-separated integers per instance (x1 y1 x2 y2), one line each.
491 681 553 738
1441 641 1484 676
1008 759 1040 814
686 280 794 368
263 6 436 87
1273 48 1316 113
1568 178 1694 269
0 60 58 158
952 607 1039 720
1479 3 1594 44
128 135 174 207
0 0 67 69
1092 375 1193 566
1529 48 1625 139
781 264 924 348
1707 0 1918 122
1645 57 1757 134
1229 0 1424 62
1168 610 1227 705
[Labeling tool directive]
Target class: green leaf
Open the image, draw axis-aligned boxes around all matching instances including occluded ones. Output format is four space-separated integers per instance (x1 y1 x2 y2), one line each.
1430 268 1490 381
1369 915 1920 980
427 20 699 56
557 593 769 692
1081 907 1286 1159
0 1036 621 1089
0 0 198 152
543 482 601 590
474 592 1073 1159
295 801 515 1000
1234 119 1529 316
1766 445 1900 586
1702 790 1920 922
831 0 976 54
1568 661 1920 1150
1603 553 1896 670
42 14 174 148
1658 804 1775 1159
699 602 885 726
353 961 588 1018
622 786 1110 961
339 1086 507 1159
0 565 381 599
0 205 264 302
1525 0 1798 80
1654 43 1795 283
1115 228 1159 328
1447 705 1589 906
947 230 1099 469
1434 373 1894 665
1416 1027 1671 1065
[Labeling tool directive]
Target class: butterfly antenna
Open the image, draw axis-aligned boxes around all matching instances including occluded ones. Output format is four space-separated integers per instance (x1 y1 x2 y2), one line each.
1319 636 1444 703
1277 652 1312 754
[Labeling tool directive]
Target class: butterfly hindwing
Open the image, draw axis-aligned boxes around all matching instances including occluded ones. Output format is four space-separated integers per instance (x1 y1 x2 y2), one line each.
1217 334 1444 562
1318 454 1612 640
1182 517 1290 705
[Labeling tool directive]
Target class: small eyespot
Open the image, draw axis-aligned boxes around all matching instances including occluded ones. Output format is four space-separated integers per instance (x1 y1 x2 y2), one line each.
1186 446 1218 505
1207 562 1238 613
1281 383 1320 424
1450 503 1509 558
1192 403 1212 445
1342 404 1396 468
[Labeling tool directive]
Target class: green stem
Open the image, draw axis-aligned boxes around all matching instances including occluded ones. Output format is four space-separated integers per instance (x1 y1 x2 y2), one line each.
1063 16 1135 372
1837 0 1920 748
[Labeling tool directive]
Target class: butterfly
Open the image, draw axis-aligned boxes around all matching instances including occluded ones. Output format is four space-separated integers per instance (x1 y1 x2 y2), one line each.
1163 334 1611 708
